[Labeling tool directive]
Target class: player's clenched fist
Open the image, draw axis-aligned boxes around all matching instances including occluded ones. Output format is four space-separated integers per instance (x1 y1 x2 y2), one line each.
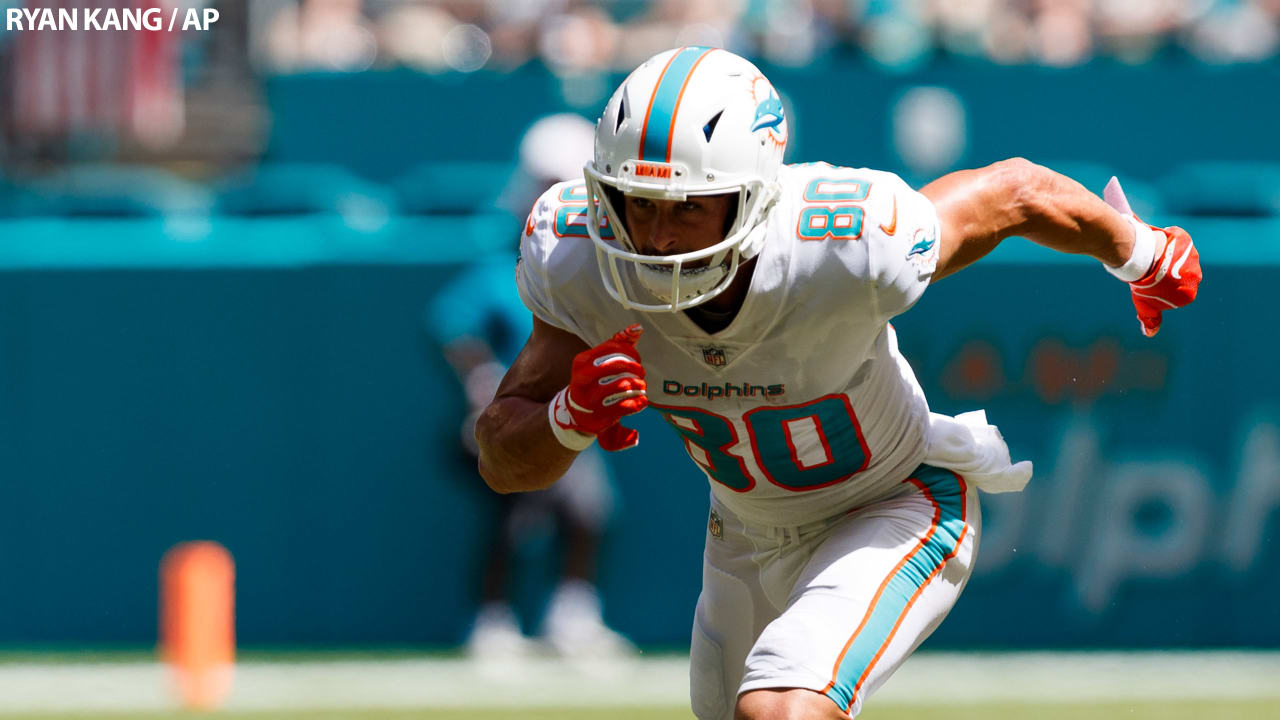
1129 225 1201 337
548 324 648 452
1102 178 1202 337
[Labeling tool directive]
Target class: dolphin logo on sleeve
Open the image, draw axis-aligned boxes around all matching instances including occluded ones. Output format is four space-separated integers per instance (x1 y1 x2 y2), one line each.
908 233 936 257
906 227 939 274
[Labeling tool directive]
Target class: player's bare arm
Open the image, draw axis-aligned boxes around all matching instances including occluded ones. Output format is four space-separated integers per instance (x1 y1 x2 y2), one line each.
476 318 649 493
924 157 1141 280
475 317 587 493
923 157 1201 336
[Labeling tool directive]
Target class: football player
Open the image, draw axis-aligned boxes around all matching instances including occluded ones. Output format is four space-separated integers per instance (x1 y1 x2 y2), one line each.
476 47 1200 719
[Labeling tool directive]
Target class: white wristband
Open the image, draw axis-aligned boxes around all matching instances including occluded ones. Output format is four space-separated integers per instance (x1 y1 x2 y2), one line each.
547 387 595 451
1104 215 1158 283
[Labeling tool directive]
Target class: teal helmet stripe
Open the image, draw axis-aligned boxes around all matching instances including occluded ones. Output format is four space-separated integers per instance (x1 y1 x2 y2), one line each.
823 466 969 713
639 46 715 162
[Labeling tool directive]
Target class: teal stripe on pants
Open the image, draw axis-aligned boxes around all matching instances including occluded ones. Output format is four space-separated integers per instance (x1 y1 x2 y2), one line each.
824 465 967 712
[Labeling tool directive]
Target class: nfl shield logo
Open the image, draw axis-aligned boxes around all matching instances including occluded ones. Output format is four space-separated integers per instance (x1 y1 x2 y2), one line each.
702 346 727 367
708 510 723 539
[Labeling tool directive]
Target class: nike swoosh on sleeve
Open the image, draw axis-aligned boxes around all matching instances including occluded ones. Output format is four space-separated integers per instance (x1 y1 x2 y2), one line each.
525 214 536 236
879 195 898 236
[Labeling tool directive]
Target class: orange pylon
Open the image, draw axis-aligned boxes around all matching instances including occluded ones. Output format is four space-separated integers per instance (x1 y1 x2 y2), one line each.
159 541 235 710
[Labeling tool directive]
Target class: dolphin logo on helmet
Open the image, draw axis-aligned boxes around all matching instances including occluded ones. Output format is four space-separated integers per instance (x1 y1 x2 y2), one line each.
751 92 785 134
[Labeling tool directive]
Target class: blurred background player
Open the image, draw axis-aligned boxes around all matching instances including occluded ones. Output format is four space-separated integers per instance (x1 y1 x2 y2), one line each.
426 112 635 662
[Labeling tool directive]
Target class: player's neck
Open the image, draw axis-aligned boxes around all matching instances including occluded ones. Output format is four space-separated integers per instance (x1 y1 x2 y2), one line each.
683 257 757 334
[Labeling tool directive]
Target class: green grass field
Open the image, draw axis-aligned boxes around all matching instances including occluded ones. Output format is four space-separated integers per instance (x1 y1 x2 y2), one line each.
0 652 1275 719
3 701 1278 720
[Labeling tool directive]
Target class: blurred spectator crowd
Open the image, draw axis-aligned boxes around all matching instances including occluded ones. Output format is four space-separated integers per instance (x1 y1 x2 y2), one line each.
256 0 1280 73
1 0 1277 172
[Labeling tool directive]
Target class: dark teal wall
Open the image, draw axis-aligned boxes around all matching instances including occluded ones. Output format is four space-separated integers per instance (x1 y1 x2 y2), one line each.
264 60 1280 182
0 217 1275 649
896 241 1280 648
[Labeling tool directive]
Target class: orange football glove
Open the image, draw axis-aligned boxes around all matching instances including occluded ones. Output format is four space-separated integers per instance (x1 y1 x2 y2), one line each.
548 324 648 451
1128 225 1201 337
1103 177 1203 337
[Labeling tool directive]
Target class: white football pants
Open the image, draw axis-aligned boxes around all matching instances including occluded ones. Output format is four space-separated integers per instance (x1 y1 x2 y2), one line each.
689 465 980 719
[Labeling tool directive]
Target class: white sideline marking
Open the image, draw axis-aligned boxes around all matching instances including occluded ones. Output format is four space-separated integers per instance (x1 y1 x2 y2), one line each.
0 652 1275 713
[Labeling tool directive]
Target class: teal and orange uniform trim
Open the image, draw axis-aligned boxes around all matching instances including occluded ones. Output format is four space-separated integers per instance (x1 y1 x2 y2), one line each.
638 46 717 162
820 465 970 714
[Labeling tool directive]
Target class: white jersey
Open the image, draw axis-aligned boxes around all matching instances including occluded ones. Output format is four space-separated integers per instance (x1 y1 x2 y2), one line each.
517 163 943 527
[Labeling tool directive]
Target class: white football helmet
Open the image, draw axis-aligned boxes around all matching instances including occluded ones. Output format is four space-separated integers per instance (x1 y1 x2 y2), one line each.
584 47 787 312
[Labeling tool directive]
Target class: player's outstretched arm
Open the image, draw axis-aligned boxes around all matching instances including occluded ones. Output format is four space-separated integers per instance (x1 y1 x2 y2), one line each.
921 158 1200 335
923 158 1139 279
475 318 649 493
